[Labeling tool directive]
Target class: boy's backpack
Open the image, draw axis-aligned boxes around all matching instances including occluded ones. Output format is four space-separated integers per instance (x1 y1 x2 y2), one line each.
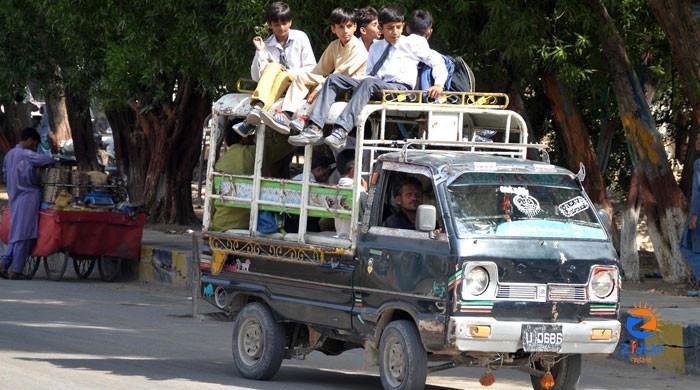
418 55 475 93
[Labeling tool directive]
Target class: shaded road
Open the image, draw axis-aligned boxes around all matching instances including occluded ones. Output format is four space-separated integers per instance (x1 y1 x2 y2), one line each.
0 270 696 389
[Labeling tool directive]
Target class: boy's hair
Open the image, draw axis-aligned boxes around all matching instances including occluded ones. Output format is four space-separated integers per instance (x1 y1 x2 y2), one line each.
20 127 41 142
378 6 404 26
311 154 334 170
265 1 292 23
336 149 355 176
354 6 378 35
408 9 432 36
329 7 354 25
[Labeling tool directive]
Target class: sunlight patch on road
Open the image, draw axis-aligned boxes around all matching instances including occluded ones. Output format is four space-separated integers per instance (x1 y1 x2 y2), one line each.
0 320 138 333
0 298 69 305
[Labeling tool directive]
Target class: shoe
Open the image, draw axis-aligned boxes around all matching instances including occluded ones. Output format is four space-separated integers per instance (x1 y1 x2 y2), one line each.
324 126 348 152
7 271 28 280
232 121 256 137
261 109 291 135
246 106 263 126
288 124 324 146
289 116 308 136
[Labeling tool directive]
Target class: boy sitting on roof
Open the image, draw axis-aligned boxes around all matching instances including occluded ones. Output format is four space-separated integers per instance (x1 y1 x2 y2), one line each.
288 6 447 152
261 7 368 136
234 1 316 137
354 6 382 51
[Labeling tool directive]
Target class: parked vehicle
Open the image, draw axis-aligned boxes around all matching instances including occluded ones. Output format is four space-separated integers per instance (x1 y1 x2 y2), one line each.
199 90 620 390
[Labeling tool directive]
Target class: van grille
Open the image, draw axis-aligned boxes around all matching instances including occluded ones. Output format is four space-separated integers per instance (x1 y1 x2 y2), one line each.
496 284 538 300
548 285 587 302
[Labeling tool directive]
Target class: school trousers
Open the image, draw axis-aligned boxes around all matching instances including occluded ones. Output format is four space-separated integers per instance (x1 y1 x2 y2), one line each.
252 63 293 110
281 71 326 114
309 74 408 132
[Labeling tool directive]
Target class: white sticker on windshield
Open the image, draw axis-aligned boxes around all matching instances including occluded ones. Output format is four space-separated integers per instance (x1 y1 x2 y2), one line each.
513 194 542 217
499 186 529 196
558 196 589 217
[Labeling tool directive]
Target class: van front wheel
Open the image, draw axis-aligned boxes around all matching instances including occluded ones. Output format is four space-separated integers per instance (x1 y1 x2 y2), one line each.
379 320 427 390
231 302 285 380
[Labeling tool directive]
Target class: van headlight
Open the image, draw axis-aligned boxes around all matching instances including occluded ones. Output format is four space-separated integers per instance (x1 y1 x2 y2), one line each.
464 266 489 296
591 268 615 298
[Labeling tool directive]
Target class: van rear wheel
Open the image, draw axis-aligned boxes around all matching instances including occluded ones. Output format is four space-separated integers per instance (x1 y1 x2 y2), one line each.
231 302 285 380
530 354 582 390
379 320 427 390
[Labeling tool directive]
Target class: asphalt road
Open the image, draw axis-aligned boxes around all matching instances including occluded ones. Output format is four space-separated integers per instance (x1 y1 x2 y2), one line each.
0 268 697 390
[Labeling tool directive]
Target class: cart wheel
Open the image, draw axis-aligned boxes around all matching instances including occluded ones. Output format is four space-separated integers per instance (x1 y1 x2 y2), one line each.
98 256 122 282
73 257 97 279
44 253 68 281
23 256 42 280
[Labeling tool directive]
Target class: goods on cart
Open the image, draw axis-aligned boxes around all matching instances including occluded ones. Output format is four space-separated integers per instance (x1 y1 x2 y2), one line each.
0 166 145 282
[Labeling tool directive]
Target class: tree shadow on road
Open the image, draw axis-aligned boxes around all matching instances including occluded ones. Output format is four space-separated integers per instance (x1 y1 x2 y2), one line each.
18 357 463 389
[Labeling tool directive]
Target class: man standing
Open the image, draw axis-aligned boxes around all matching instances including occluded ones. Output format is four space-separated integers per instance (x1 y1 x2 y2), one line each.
0 128 55 279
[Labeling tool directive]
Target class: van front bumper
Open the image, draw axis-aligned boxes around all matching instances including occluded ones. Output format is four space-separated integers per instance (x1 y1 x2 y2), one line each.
450 316 620 354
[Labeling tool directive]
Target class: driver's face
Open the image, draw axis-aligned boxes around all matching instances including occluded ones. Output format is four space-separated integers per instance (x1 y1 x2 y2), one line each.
396 183 423 212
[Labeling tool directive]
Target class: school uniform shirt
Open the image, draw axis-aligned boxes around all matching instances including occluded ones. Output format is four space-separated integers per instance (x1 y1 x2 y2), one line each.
250 29 316 81
367 34 447 89
311 36 368 91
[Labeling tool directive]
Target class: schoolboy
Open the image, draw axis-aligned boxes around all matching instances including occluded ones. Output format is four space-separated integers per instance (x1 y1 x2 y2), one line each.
234 1 316 136
406 9 433 39
289 6 447 151
354 6 382 51
261 8 367 135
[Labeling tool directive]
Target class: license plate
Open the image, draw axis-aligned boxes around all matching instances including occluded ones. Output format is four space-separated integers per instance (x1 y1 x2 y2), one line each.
521 324 563 352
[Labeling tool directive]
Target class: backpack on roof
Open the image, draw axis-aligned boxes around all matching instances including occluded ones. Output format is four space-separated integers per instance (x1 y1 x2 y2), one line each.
418 55 475 93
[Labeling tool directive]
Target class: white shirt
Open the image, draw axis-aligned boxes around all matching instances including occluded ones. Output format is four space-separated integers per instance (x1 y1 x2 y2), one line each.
367 34 447 89
251 29 317 81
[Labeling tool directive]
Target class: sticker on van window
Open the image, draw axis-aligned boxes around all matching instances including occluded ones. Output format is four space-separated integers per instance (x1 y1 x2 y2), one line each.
558 196 589 217
513 194 542 217
499 185 529 196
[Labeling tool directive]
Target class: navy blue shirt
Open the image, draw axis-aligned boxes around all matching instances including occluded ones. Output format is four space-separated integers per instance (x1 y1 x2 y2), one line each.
383 211 415 230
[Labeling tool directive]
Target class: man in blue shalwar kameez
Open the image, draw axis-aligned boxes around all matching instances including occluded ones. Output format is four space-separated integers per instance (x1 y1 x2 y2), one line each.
0 128 55 279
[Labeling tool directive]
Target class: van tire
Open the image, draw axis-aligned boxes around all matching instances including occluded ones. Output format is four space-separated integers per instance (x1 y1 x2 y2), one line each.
379 320 428 390
231 302 285 380
529 354 582 390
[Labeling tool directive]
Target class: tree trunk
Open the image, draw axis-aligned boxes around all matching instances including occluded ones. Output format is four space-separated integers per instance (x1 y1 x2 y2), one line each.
586 0 689 282
541 71 612 217
64 87 99 171
45 87 72 152
107 79 209 224
620 173 642 281
596 117 619 174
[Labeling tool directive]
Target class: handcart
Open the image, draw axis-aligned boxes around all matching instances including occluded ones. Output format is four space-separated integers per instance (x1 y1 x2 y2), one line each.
0 208 145 281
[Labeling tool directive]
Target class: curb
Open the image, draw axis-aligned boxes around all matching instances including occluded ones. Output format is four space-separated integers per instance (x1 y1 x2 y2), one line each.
612 310 699 375
138 245 194 289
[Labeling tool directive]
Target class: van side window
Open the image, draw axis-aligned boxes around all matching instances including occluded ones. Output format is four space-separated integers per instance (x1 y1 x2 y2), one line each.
375 171 441 232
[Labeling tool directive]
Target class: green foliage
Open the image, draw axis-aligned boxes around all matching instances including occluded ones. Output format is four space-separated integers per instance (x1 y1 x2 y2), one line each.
0 0 690 200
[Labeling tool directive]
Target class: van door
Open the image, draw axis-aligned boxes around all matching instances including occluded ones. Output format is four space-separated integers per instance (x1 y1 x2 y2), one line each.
352 166 452 350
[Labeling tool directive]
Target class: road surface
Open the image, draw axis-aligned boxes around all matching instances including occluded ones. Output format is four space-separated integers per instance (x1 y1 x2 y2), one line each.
0 269 695 389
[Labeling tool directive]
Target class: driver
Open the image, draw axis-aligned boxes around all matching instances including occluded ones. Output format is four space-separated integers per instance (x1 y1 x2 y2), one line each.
384 176 423 230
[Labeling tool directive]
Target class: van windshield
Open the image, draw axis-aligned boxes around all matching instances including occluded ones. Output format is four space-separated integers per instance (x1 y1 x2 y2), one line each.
448 172 606 240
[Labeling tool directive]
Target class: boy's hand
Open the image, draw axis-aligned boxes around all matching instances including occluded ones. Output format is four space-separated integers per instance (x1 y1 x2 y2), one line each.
253 36 265 51
306 90 319 104
427 85 444 99
691 215 698 230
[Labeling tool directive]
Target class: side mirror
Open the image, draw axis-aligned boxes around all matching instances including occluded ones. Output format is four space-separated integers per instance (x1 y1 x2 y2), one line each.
416 205 437 232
